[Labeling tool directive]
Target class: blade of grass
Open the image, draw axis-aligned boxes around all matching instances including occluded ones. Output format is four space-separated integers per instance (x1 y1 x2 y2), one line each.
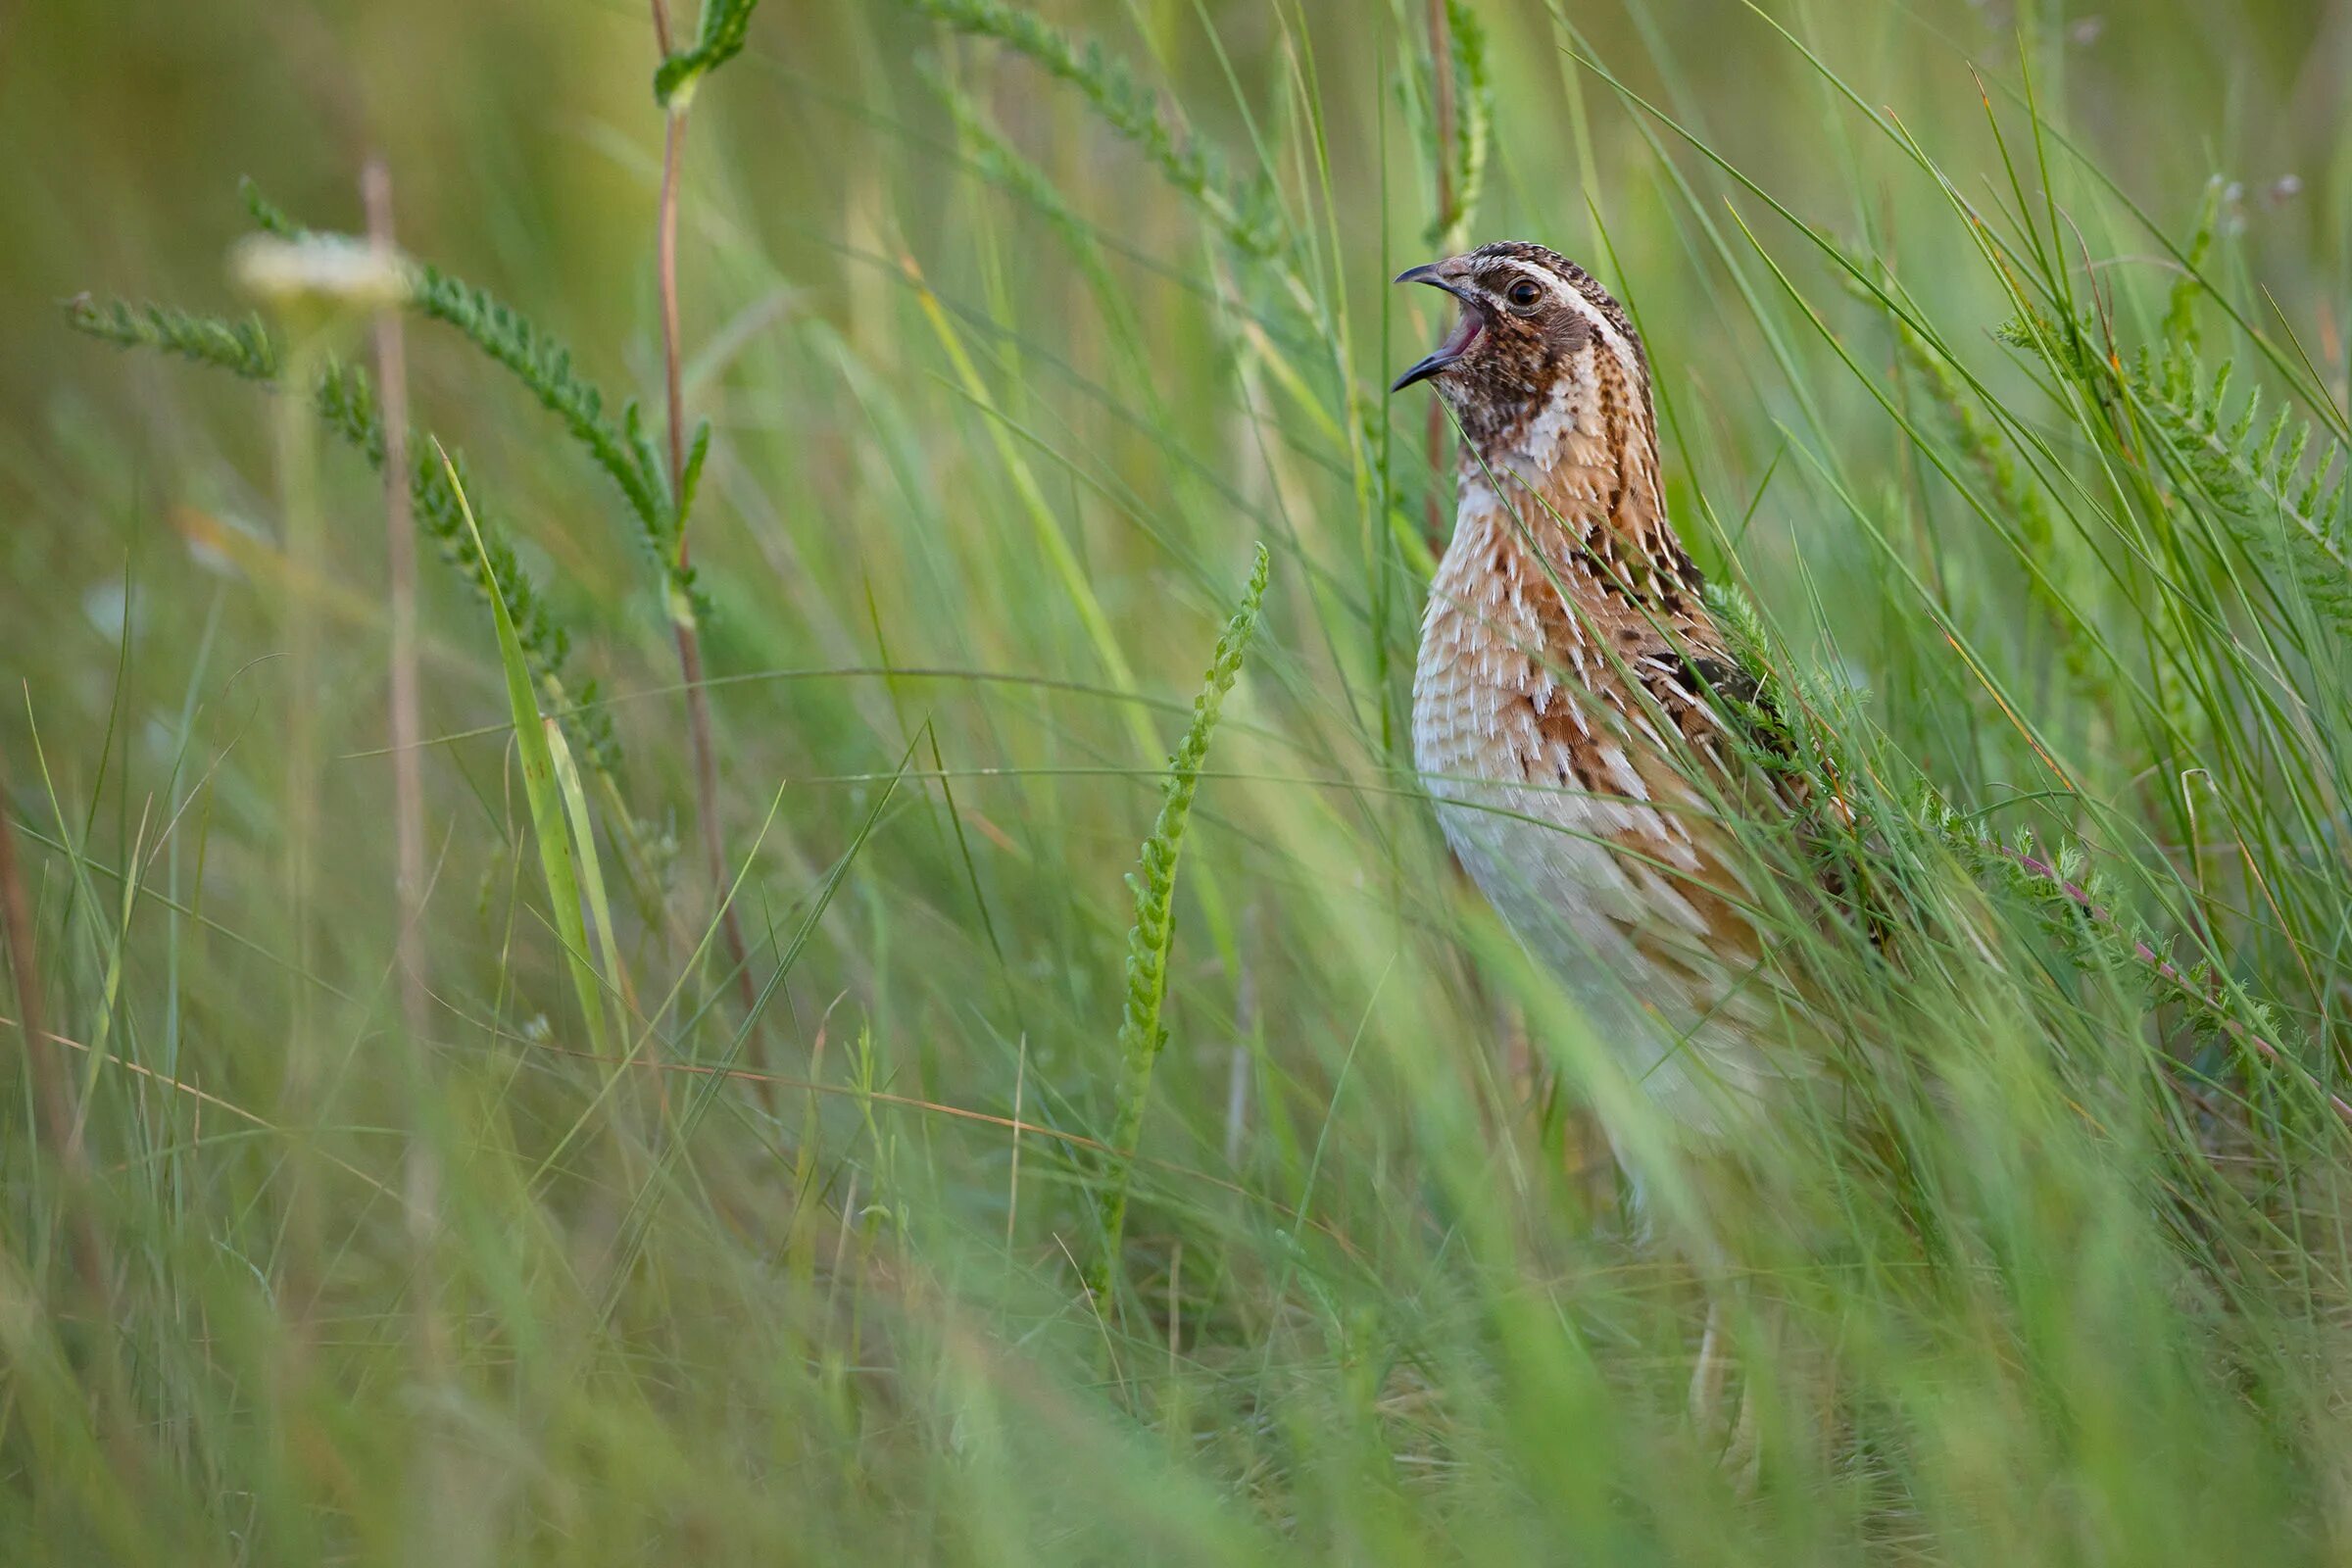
438 441 610 1060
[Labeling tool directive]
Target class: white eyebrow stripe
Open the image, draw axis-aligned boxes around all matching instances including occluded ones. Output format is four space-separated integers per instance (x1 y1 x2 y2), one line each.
1556 285 1610 332
1599 323 1642 385
1543 272 1642 384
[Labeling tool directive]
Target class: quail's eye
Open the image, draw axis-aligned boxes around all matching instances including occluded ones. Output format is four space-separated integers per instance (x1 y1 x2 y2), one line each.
1505 277 1544 310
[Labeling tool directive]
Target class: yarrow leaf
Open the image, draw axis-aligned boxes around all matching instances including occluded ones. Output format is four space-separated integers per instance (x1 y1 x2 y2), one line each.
655 0 763 109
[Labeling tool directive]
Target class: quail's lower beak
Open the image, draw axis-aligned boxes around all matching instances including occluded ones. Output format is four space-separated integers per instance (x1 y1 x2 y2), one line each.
1391 262 1483 392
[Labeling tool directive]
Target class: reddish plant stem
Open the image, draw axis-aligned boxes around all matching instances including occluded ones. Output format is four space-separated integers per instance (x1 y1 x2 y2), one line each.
364 162 430 1050
1994 843 2352 1127
660 110 689 511
363 175 467 1548
363 159 456 1393
655 6 773 1108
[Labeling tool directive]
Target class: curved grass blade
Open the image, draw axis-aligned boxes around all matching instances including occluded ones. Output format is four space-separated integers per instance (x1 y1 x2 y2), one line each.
436 440 609 1059
545 717 629 1031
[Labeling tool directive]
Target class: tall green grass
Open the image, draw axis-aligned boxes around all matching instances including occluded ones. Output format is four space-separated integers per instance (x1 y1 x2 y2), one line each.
8 0 2352 1560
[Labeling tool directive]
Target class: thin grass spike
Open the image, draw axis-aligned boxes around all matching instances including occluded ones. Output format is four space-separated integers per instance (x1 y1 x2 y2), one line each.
896 0 1279 259
1093 542 1269 1298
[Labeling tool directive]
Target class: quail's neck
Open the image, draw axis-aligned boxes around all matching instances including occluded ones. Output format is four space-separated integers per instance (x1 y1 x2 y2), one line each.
1452 378 1702 617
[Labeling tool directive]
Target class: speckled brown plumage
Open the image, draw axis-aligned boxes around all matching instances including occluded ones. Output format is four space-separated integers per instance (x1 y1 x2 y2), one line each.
1395 240 1812 1142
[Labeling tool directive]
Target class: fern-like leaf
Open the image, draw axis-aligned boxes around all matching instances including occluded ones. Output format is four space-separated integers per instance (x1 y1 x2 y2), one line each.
655 0 763 109
237 181 685 588
239 174 303 240
65 295 280 381
318 363 621 770
404 264 674 553
675 419 713 538
2131 344 2352 620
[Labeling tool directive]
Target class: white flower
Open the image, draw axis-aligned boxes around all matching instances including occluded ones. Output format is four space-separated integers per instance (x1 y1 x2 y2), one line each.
230 234 410 310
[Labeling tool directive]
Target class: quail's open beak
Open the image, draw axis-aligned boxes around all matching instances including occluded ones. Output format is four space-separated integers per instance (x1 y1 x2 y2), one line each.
1391 262 1484 393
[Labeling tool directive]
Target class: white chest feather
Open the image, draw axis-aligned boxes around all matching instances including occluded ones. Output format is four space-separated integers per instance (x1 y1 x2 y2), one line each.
1410 504 1778 1132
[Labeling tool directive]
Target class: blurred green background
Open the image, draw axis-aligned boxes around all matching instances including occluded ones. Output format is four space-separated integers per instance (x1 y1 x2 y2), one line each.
9 0 2352 1561
8 0 2348 783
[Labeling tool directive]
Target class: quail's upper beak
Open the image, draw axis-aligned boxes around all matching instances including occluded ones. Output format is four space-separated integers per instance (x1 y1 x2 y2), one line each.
1391 261 1483 393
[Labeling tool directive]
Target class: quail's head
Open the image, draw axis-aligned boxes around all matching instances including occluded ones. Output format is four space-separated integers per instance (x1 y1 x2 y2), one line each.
1391 240 1650 457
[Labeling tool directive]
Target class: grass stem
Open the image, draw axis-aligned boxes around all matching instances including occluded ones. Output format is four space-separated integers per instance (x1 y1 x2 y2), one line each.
654 1 772 1109
0 736 111 1319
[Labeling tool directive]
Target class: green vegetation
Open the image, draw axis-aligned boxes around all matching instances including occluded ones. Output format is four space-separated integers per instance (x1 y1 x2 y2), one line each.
7 0 2352 1559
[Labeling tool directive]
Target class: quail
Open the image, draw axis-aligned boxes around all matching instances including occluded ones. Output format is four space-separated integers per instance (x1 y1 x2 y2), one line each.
1393 241 1844 1447
1395 241 1819 1148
